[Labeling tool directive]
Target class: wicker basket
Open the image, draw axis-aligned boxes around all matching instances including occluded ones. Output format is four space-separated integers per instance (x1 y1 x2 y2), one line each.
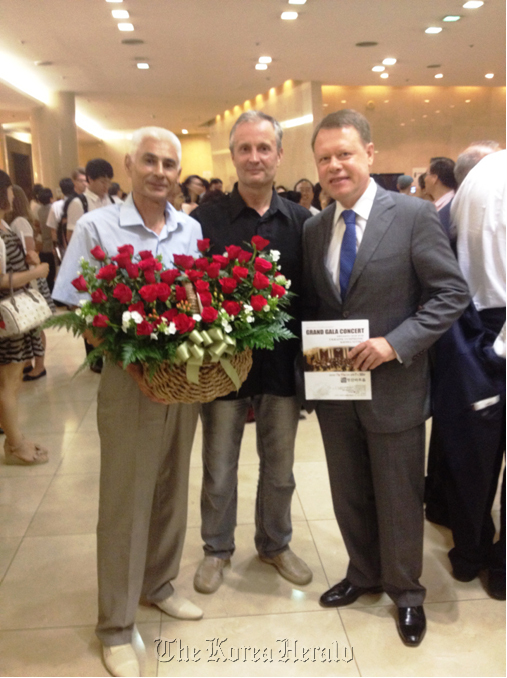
141 348 253 404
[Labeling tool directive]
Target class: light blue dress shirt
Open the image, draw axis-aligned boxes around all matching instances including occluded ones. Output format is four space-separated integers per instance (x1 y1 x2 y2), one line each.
53 193 203 307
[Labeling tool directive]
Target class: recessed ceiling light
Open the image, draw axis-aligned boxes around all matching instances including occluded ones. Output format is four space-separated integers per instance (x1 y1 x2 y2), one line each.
255 63 268 70
136 63 149 69
450 104 455 108
112 9 129 18
435 73 443 78
400 123 405 126
425 27 443 34
182 129 188 135
118 23 134 31
424 99 430 102
258 56 272 64
281 11 298 20
423 114 428 118
106 0 123 3
443 15 461 21
465 99 471 102
382 58 397 65
288 0 306 4
384 100 389 103
463 0 483 7
323 103 329 107
372 66 385 72
435 110 441 113
485 73 494 79
341 100 347 103
380 73 389 79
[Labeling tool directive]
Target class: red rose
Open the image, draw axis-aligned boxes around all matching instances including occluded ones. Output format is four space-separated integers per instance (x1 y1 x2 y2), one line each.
254 257 273 274
207 262 220 278
90 245 106 261
128 301 146 316
117 244 134 257
197 238 210 252
250 295 268 311
186 269 205 282
139 285 159 303
138 257 158 271
144 269 156 284
251 235 270 251
71 275 88 292
174 314 196 334
161 308 178 323
112 253 132 269
160 269 179 285
212 254 229 269
96 264 118 282
222 300 242 317
126 263 139 279
201 306 218 323
194 280 210 293
237 250 252 264
156 283 171 302
91 289 108 303
195 257 209 272
92 314 109 328
139 250 153 260
175 286 187 302
232 266 249 281
271 283 286 298
112 284 132 304
199 291 212 307
173 254 195 269
219 277 237 294
136 320 154 335
225 245 242 261
253 272 270 290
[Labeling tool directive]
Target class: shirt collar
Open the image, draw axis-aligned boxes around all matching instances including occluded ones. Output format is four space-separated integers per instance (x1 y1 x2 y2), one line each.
230 183 291 221
333 177 377 226
434 189 455 211
118 192 184 237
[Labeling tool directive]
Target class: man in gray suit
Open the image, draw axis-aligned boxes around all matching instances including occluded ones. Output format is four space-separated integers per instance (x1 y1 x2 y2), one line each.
302 110 469 646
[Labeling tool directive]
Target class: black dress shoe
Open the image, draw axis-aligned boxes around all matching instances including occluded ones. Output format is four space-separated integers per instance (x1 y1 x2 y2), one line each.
486 568 506 600
319 578 383 608
23 369 47 382
397 606 426 647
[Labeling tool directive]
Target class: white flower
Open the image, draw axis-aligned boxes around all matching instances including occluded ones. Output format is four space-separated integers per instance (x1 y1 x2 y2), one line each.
275 274 287 285
246 315 255 323
122 311 132 324
243 304 253 313
285 279 291 289
222 320 232 333
277 265 281 270
85 315 93 325
150 333 158 341
74 308 82 317
130 311 144 324
79 299 87 307
270 249 281 262
168 322 177 335
193 313 202 322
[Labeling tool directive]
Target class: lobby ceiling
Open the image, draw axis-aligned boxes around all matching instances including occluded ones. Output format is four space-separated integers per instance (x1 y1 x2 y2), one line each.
0 0 504 136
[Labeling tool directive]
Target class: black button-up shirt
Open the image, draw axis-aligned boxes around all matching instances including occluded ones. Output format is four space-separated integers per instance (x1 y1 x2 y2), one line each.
192 184 310 398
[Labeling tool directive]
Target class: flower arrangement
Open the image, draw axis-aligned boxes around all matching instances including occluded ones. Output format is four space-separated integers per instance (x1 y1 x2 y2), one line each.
47 236 294 401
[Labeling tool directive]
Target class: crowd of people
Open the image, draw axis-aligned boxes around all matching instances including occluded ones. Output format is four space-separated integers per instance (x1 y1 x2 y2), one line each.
0 109 504 676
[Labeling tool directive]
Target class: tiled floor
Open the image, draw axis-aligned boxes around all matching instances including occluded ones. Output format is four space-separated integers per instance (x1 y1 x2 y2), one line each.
0 328 504 677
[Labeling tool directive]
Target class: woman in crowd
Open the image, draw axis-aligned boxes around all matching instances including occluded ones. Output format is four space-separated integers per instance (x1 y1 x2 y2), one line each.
294 178 320 215
0 170 50 464
181 174 206 214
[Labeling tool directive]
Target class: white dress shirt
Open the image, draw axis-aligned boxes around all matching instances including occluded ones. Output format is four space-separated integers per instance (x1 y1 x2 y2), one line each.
326 178 378 284
47 198 65 230
454 150 506 311
66 188 113 232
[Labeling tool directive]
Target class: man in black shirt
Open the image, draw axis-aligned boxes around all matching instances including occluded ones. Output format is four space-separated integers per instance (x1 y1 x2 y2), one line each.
191 111 312 594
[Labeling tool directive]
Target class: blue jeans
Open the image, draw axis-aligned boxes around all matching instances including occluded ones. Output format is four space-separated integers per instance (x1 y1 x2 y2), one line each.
200 394 300 559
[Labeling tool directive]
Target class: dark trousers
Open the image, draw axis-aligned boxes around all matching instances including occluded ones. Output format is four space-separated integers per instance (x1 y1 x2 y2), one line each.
39 251 56 292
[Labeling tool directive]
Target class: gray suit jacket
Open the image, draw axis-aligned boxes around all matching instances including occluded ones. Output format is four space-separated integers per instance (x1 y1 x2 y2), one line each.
302 186 470 433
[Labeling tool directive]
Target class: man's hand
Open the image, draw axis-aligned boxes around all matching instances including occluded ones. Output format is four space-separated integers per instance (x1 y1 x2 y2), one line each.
348 337 396 371
26 250 40 266
124 363 168 404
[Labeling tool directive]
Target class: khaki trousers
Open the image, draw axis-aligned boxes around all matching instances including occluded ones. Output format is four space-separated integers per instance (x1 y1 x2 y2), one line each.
95 362 199 645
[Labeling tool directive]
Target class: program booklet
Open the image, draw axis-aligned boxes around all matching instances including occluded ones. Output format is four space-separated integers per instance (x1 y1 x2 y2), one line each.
302 319 372 400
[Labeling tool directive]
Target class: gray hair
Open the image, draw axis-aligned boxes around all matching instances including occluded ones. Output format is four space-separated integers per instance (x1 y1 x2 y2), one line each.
129 127 182 166
229 111 283 153
454 141 500 185
311 109 372 149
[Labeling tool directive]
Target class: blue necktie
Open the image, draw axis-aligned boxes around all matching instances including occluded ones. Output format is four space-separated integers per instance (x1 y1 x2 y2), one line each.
339 209 356 299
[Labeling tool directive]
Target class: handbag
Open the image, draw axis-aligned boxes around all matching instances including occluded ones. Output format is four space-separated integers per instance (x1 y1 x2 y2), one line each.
0 271 52 337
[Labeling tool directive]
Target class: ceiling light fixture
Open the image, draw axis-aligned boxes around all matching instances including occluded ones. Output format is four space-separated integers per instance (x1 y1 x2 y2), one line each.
485 73 494 78
372 66 385 72
280 114 313 129
435 73 443 78
443 15 461 21
136 63 149 69
341 99 347 103
382 58 397 65
118 23 134 31
424 99 430 102
465 99 471 102
288 0 307 4
106 0 123 3
182 129 188 135
112 9 129 18
281 11 298 20
380 73 389 79
463 1 483 7
258 56 272 64
425 27 442 34
255 63 268 70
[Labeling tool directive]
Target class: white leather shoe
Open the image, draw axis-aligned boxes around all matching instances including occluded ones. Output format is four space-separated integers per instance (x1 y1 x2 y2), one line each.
102 625 146 677
155 591 203 620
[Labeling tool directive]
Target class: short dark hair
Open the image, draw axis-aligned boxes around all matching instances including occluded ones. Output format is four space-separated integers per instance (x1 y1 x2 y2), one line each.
311 109 372 150
109 182 120 196
0 170 12 211
59 177 75 197
418 173 426 190
38 188 53 205
294 178 314 191
210 178 222 186
429 157 457 190
85 158 114 181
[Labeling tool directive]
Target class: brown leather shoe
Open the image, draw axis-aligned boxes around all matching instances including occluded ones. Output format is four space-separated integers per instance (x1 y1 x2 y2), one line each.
260 548 312 586
194 556 230 594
